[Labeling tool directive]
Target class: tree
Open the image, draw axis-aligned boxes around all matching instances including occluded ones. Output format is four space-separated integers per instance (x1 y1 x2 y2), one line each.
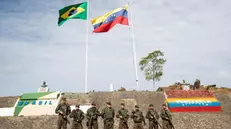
139 50 166 90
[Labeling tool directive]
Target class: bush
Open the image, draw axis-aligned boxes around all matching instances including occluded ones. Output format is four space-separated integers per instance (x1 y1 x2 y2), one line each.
118 87 126 92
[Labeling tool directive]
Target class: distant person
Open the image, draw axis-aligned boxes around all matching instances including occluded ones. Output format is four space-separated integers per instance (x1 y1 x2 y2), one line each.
41 81 47 88
131 105 146 129
101 101 115 129
55 97 71 129
193 79 201 90
146 104 160 129
116 103 129 129
160 104 173 129
86 102 100 129
70 104 84 129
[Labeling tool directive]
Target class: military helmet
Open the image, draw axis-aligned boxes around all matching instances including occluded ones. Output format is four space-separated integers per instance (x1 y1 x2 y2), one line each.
106 101 111 105
135 105 139 108
162 104 167 106
76 104 80 107
121 103 125 106
149 104 153 107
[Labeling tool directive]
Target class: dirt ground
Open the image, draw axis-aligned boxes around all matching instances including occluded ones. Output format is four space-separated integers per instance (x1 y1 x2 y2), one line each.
0 91 231 129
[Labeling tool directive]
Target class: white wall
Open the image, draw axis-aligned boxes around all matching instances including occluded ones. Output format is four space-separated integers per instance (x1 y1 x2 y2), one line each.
0 107 14 116
70 105 91 114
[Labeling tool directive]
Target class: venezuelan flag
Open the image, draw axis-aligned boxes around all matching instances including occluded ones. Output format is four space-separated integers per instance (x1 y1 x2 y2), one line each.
91 4 129 33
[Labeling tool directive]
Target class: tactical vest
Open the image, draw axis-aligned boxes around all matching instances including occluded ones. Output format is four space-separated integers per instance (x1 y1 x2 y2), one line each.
72 110 83 121
103 107 114 119
119 109 128 118
133 111 143 122
90 107 98 119
59 104 69 115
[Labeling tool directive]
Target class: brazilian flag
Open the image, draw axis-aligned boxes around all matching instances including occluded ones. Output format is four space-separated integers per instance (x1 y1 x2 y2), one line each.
58 2 87 26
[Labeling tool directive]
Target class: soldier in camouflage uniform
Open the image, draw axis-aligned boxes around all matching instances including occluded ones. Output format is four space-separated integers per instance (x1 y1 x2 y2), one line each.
69 104 85 129
160 104 172 129
131 105 146 129
116 103 129 129
146 104 160 129
86 102 100 129
55 97 71 129
101 101 115 129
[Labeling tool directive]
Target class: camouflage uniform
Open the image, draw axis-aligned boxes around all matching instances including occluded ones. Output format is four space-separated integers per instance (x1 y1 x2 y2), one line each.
160 106 172 129
86 103 100 129
55 98 71 129
116 103 129 129
131 105 146 129
146 105 159 129
101 101 115 129
69 105 84 129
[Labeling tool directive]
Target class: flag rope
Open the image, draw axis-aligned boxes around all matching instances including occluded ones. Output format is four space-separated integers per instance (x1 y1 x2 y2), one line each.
128 1 139 90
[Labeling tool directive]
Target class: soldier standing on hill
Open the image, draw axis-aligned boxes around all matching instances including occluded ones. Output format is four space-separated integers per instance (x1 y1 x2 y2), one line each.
131 105 146 129
86 102 100 129
101 101 115 129
116 103 129 129
160 104 173 129
55 97 71 129
146 104 160 129
69 104 85 129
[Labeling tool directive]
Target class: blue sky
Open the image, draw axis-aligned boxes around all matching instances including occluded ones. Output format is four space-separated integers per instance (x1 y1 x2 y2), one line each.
0 0 231 96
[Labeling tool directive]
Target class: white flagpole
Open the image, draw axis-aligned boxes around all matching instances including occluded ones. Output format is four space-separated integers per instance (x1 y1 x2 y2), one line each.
85 0 89 93
128 1 139 90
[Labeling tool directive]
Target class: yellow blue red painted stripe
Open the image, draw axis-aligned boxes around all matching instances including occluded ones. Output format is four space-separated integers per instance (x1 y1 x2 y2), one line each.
166 97 222 112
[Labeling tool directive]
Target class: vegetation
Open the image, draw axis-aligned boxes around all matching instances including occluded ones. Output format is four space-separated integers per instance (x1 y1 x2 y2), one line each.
139 50 166 90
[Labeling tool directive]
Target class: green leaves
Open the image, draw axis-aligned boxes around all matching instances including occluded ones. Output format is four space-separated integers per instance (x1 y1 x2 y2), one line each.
139 50 166 89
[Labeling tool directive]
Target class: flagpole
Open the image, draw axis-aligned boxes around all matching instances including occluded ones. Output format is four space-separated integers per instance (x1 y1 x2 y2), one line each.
128 1 139 90
85 0 89 93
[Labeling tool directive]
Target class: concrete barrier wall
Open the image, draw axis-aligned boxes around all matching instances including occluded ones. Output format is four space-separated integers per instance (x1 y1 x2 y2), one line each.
0 92 231 129
0 107 14 116
70 105 91 113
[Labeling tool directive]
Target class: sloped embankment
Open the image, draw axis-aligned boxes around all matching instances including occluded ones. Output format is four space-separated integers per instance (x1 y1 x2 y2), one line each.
0 92 231 129
0 96 18 108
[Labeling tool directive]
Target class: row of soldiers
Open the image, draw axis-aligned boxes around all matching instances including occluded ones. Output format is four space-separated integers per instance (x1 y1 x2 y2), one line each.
55 97 173 129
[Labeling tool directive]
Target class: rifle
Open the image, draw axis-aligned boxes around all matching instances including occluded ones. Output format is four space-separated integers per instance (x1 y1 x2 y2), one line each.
150 111 161 128
87 116 93 127
87 108 98 127
164 111 175 129
118 110 129 128
132 110 146 126
120 117 129 128
169 120 175 129
59 110 70 124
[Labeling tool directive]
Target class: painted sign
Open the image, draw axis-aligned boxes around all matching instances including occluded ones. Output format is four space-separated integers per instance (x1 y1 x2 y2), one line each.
14 91 61 116
165 90 222 112
17 100 54 106
70 105 91 114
